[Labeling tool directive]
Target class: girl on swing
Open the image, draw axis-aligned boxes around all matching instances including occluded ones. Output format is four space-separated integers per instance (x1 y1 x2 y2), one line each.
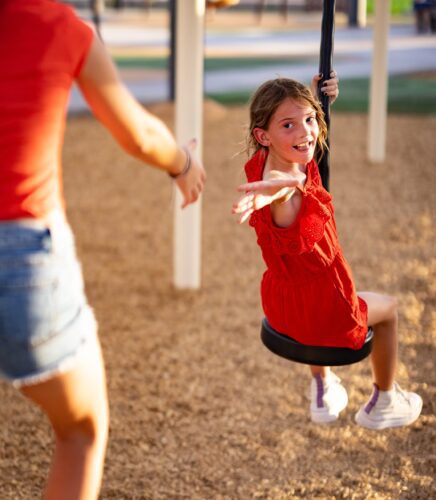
232 75 422 430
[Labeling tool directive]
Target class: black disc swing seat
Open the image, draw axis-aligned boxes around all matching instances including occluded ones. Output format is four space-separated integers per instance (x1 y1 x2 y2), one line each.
261 319 374 367
259 0 374 367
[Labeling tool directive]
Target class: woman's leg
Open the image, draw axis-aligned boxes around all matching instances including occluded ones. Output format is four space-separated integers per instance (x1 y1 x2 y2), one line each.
358 291 398 391
20 335 109 500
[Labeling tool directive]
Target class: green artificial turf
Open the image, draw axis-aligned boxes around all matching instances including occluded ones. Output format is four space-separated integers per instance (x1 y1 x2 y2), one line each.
114 55 318 71
208 76 436 114
114 54 436 114
367 0 413 15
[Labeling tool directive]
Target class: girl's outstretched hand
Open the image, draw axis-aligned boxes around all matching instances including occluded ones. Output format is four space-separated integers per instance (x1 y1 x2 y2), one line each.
175 139 207 208
232 178 302 224
311 70 339 104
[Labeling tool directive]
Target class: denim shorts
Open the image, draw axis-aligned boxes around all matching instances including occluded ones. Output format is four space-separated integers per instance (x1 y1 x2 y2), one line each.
0 214 97 387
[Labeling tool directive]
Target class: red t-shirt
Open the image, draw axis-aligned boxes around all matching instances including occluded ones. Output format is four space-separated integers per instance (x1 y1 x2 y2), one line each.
0 0 93 220
245 149 368 349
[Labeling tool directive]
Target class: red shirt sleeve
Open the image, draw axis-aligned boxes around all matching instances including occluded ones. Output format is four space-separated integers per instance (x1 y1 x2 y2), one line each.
60 4 95 78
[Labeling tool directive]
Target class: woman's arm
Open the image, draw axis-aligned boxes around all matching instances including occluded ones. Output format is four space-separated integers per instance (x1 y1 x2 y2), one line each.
76 34 206 207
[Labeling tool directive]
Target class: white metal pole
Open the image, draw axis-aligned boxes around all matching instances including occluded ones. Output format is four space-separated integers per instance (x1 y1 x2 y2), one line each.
368 0 390 163
358 0 367 27
173 0 204 289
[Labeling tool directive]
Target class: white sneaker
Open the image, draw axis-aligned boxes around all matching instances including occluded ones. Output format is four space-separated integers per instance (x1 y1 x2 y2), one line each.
355 383 423 430
310 372 348 423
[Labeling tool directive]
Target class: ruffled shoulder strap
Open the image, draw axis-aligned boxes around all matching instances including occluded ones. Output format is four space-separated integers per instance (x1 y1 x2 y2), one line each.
305 160 333 206
244 148 267 182
308 159 322 186
252 159 334 256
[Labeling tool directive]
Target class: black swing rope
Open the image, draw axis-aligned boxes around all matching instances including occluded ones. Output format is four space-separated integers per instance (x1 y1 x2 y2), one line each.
260 0 374 366
317 0 336 191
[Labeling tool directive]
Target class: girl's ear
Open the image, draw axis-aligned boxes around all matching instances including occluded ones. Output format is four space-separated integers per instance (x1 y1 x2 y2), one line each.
253 127 270 147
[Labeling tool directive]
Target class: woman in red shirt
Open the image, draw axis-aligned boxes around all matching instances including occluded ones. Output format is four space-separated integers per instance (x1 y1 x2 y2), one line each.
0 1 205 499
232 77 422 430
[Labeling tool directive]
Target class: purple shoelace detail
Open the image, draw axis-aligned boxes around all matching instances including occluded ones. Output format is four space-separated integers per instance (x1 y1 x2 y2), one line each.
364 384 379 414
316 374 324 408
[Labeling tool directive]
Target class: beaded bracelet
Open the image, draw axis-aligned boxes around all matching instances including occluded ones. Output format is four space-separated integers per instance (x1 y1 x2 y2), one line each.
168 147 192 179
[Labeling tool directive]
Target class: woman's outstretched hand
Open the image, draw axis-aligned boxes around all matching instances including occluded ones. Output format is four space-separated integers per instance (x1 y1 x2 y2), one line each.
311 70 339 104
206 0 240 7
232 178 302 224
175 139 207 208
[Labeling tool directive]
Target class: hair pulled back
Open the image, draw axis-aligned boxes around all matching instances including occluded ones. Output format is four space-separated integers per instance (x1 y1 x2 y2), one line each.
247 78 328 160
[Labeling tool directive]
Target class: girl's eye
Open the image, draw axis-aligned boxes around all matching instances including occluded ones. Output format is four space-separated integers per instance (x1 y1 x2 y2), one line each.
284 123 293 129
307 116 316 124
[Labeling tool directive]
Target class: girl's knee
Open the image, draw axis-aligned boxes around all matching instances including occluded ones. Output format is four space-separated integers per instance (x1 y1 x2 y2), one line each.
365 292 398 327
385 295 398 320
372 294 398 326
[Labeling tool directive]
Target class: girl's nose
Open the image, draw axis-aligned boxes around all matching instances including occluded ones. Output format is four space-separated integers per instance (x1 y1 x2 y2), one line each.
302 120 311 133
297 123 311 139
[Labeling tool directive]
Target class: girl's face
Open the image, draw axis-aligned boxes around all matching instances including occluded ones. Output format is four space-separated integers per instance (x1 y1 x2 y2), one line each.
254 98 319 168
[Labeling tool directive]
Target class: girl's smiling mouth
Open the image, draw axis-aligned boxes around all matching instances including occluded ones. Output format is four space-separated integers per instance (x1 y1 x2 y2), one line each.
293 141 313 151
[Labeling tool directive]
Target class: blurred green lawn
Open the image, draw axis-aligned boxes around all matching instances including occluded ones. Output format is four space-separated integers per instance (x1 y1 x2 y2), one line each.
367 0 413 15
114 55 319 71
115 55 436 114
209 75 436 114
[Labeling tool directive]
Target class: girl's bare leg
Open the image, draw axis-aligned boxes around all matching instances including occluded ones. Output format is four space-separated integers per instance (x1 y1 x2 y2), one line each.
358 291 398 391
308 365 347 423
354 292 423 429
20 335 109 500
308 292 397 388
310 365 329 378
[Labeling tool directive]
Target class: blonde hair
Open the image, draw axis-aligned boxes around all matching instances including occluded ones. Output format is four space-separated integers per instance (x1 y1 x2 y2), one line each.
247 78 328 161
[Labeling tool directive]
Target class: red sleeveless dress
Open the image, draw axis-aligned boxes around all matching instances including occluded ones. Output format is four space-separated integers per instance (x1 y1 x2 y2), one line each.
245 149 368 349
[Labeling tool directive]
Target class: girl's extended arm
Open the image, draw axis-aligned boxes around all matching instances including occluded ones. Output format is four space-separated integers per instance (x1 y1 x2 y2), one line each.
76 34 206 208
267 170 304 228
232 174 303 224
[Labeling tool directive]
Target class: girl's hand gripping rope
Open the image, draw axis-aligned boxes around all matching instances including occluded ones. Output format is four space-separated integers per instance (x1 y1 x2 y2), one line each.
311 70 339 104
232 178 303 224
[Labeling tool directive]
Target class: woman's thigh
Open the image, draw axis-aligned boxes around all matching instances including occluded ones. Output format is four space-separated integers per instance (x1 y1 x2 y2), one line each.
20 329 108 436
0 219 97 387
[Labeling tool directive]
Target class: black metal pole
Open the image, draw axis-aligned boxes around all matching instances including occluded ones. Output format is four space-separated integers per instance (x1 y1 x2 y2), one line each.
318 0 336 191
169 0 177 102
90 0 104 39
348 0 358 27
